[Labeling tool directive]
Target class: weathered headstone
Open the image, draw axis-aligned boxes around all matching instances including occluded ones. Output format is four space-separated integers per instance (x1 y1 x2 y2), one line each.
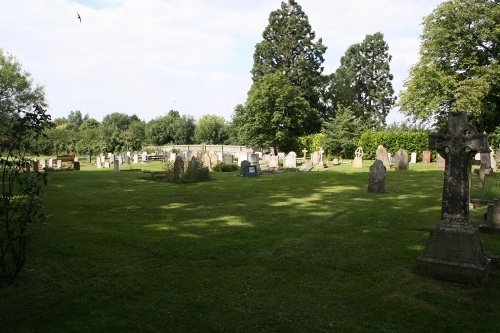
283 151 297 169
417 112 491 286
186 156 199 179
410 152 417 164
477 163 486 189
96 157 102 168
490 148 497 172
248 153 259 170
376 145 390 169
436 154 446 169
133 154 139 164
352 147 364 168
299 164 313 172
480 198 500 233
268 155 279 169
395 149 409 171
173 156 184 182
202 153 212 170
311 152 320 165
423 150 431 163
302 148 308 161
368 160 386 193
56 160 62 170
222 153 233 164
114 159 119 173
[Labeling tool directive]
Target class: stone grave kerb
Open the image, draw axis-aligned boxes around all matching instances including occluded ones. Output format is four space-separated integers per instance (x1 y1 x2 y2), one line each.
417 112 491 286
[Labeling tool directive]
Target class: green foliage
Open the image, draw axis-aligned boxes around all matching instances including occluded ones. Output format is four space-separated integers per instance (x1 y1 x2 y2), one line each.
212 162 238 172
358 130 430 159
193 114 228 144
321 105 364 158
326 32 396 128
0 49 51 280
251 0 327 133
489 126 500 149
146 110 195 145
297 133 325 154
236 72 310 153
399 0 500 132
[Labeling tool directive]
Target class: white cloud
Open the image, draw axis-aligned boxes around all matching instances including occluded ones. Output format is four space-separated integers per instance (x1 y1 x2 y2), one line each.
0 0 445 124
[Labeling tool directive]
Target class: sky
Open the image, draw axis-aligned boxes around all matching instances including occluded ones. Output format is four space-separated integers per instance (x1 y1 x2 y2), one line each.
1 0 446 124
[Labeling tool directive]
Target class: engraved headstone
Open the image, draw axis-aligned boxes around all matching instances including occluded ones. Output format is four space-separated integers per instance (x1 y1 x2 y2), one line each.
311 152 320 165
240 160 251 176
268 154 279 169
368 160 386 193
417 112 491 286
283 151 297 169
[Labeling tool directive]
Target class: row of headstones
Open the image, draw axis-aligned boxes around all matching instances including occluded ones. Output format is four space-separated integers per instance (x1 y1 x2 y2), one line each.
354 146 411 171
172 155 210 182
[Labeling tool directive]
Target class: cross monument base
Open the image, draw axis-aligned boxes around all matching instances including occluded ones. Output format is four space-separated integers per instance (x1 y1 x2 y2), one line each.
417 224 491 286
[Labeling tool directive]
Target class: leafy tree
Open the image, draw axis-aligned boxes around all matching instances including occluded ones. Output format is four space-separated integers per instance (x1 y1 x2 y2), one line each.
0 49 51 280
320 68 357 120
80 118 100 130
67 110 83 127
251 0 327 133
236 72 310 153
193 114 228 144
399 0 500 132
321 105 364 158
102 112 134 131
332 32 396 129
146 110 195 145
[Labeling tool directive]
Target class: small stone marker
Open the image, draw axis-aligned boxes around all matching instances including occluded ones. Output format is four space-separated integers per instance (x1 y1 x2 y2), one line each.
422 150 431 163
395 149 409 171
368 160 386 193
352 147 364 168
436 154 446 169
480 198 500 233
376 145 390 169
302 149 308 161
417 112 491 286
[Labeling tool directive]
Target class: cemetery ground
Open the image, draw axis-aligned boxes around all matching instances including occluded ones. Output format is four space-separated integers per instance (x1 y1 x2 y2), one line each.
1 162 500 332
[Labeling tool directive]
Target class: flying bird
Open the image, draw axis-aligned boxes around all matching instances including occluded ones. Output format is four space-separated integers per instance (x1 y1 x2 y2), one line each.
77 12 81 23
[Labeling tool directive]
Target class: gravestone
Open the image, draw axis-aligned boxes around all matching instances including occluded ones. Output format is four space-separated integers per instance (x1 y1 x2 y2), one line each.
311 152 320 165
240 160 251 176
332 158 341 165
96 157 102 168
376 145 390 169
410 152 417 163
114 159 119 173
490 148 497 172
133 154 139 164
268 155 279 169
202 153 212 170
283 151 297 169
40 159 46 169
477 163 486 189
104 161 110 169
173 156 184 182
436 154 446 169
299 164 313 172
248 153 259 170
480 199 500 233
352 147 364 168
169 153 177 162
186 156 199 179
56 160 62 170
417 112 491 286
87 155 91 163
368 160 386 193
395 149 409 171
302 149 308 161
423 150 431 163
242 164 258 177
222 153 233 164
33 160 39 173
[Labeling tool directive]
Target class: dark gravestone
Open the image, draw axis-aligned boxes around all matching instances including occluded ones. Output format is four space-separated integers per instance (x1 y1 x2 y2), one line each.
417 112 491 286
240 160 251 176
173 156 184 182
368 160 386 193
242 165 258 177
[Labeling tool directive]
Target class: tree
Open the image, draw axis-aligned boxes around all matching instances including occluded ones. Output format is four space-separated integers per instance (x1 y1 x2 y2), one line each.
67 110 83 127
236 72 310 153
145 110 195 145
0 49 51 280
399 0 500 132
193 114 228 144
251 0 327 133
321 105 364 158
332 32 396 129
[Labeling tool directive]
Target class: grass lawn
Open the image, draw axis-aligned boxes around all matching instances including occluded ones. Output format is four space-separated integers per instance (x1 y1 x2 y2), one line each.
1 161 499 332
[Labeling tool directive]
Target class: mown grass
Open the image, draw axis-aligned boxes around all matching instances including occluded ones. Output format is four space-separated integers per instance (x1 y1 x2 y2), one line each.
1 162 499 332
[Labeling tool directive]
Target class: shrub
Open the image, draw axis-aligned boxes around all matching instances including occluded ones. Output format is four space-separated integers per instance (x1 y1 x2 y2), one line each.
358 130 429 160
212 162 238 172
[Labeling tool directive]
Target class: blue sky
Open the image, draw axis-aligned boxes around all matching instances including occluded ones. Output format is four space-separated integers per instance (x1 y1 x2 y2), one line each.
1 0 445 124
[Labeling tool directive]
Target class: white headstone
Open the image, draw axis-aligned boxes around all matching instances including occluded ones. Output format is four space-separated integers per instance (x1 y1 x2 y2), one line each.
410 152 417 163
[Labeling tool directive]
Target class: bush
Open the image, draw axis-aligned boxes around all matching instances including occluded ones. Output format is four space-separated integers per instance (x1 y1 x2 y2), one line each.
358 130 429 160
212 162 238 172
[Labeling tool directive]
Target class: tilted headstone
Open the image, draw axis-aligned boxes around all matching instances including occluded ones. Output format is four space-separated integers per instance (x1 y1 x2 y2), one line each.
417 112 491 286
395 149 409 171
352 147 364 168
368 160 386 193
376 145 390 169
422 150 431 163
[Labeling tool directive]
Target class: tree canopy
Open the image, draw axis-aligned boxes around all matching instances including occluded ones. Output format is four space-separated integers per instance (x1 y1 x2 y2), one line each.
250 0 327 133
399 0 500 132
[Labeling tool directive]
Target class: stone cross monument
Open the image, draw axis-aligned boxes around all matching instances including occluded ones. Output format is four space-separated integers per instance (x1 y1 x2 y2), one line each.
417 112 491 285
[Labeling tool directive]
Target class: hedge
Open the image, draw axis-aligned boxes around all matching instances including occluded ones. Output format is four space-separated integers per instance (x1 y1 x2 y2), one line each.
357 131 430 161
